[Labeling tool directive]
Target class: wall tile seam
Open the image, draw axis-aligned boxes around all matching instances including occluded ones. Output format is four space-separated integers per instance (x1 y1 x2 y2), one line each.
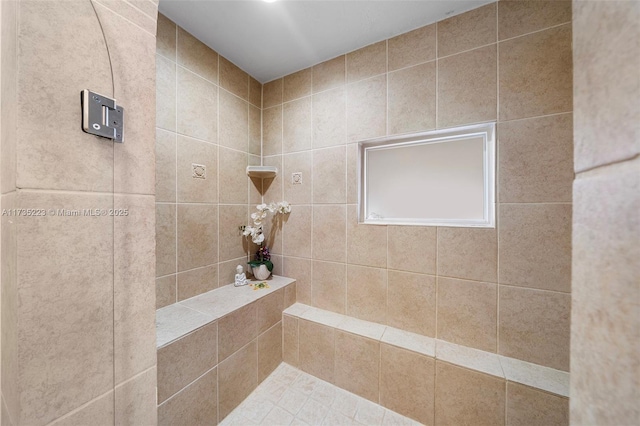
123 0 159 21
495 283 571 297
436 41 497 62
170 59 255 108
496 110 574 126
11 188 156 198
497 202 573 205
1 394 16 426
497 109 572 123
387 58 437 77
114 363 157 389
155 263 217 280
497 20 572 45
42 386 115 426
157 363 218 409
93 0 157 38
159 129 253 155
574 153 640 177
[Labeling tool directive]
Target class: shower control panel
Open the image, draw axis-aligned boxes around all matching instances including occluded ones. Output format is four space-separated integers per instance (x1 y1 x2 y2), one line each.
81 90 125 143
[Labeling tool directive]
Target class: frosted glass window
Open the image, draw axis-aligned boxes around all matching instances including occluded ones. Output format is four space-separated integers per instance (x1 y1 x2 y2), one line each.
358 123 495 227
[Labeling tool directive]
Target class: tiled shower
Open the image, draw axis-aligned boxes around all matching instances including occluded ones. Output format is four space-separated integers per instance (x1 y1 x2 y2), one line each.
0 0 638 425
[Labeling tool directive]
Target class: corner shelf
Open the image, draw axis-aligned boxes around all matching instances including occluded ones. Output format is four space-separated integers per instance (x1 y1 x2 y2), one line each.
246 165 278 179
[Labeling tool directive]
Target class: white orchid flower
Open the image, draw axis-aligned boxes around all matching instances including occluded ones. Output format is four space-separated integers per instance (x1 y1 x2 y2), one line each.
253 233 265 244
256 203 267 211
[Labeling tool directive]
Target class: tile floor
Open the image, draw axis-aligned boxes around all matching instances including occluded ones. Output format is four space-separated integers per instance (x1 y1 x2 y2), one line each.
220 363 422 426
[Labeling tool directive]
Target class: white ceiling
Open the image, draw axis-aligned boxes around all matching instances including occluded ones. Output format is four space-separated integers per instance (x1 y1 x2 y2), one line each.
159 0 493 83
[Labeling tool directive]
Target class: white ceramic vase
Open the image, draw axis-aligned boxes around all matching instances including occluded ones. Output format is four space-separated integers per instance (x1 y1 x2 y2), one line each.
251 264 271 280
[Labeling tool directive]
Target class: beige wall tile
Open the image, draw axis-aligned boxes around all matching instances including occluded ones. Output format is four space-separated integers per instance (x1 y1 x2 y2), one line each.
177 265 217 301
284 68 312 102
219 204 248 262
312 146 346 204
95 0 156 34
220 56 248 100
284 282 297 308
347 265 387 324
573 1 639 172
499 286 570 371
114 195 156 382
177 27 218 83
437 277 497 352
258 322 283 383
14 191 114 424
158 368 217 426
263 78 283 108
499 24 572 121
1 0 18 194
249 76 262 108
347 41 387 83
313 205 346 263
334 331 380 402
387 271 436 337
498 114 573 203
312 56 346 93
438 44 497 128
156 13 176 60
283 205 312 258
499 1 572 41
218 303 258 362
438 3 497 57
388 24 436 71
114 367 157 426
256 289 285 334
16 0 112 193
249 156 263 205
177 204 218 272
262 155 283 204
156 275 176 309
313 87 346 148
283 315 299 367
299 319 335 383
50 391 114 426
98 6 156 195
346 75 387 141
177 67 218 143
283 97 312 153
219 90 249 152
156 54 177 132
499 204 571 292
218 257 248 288
435 361 505 425
346 144 358 204
347 206 387 268
388 62 436 135
249 105 262 156
380 344 435 424
437 227 497 282
156 203 176 276
263 106 283 156
156 129 176 202
312 260 347 314
388 225 436 274
284 257 312 305
177 135 217 203
219 147 248 204
507 382 569 426
283 152 312 204
571 159 640 423
157 321 217 403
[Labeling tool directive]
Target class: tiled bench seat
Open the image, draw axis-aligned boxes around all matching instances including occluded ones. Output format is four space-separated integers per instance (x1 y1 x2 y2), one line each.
155 276 296 425
283 303 570 425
